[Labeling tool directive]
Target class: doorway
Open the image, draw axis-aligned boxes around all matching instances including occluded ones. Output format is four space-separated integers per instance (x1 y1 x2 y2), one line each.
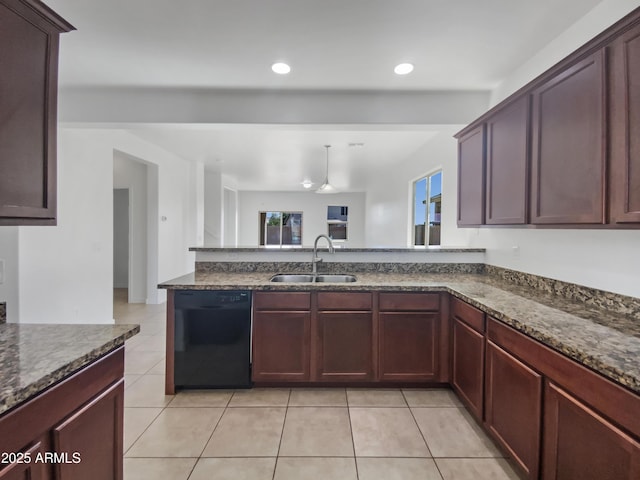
113 189 129 302
113 151 157 305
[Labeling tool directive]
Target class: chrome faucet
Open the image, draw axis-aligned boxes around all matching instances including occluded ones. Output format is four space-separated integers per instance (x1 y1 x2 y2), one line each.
312 234 334 274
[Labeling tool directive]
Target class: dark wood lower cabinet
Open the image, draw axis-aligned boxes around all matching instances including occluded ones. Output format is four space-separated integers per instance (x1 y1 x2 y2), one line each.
451 317 484 419
252 292 311 382
316 311 374 382
252 311 311 382
52 381 123 480
378 312 438 382
543 382 640 480
485 340 542 479
0 439 49 480
0 348 125 480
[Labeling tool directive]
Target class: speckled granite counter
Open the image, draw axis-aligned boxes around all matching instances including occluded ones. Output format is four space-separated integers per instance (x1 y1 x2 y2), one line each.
159 271 640 394
0 303 5 324
0 323 139 415
190 246 486 253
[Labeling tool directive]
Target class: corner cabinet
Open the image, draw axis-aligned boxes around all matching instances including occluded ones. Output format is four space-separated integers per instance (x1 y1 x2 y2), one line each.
378 293 441 382
0 0 74 226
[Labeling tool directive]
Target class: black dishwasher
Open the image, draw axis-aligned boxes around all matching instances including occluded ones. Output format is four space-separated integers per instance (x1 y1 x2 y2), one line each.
174 290 251 389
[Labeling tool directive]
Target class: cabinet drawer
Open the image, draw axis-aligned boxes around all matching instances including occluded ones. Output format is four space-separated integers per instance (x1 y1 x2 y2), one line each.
451 297 485 333
379 292 440 311
253 292 311 310
317 292 372 310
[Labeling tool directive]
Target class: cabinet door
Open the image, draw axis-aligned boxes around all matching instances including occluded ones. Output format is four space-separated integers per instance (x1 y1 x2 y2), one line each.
252 311 311 382
457 125 486 226
543 382 640 480
52 380 124 480
485 340 542 479
451 317 484 420
0 0 72 225
379 312 438 382
609 22 640 223
316 312 374 382
530 50 606 224
486 96 529 224
0 440 49 480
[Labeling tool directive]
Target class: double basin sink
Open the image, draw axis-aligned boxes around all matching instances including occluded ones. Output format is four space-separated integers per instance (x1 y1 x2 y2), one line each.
270 273 357 283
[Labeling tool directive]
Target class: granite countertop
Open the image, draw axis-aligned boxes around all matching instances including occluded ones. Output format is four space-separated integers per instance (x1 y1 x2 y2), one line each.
159 271 640 394
190 246 486 253
0 323 139 415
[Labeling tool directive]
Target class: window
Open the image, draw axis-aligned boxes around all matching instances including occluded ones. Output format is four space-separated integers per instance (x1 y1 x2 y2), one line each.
259 211 302 246
413 171 442 246
327 206 348 241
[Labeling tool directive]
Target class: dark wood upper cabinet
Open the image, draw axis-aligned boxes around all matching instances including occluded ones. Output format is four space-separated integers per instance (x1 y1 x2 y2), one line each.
543 382 640 480
456 8 640 228
0 0 74 226
609 21 640 223
530 50 606 225
486 97 529 224
457 125 485 226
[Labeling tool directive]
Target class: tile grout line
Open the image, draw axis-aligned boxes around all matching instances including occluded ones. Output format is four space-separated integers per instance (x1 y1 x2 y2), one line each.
345 389 361 480
185 391 232 480
272 388 292 480
401 390 446 480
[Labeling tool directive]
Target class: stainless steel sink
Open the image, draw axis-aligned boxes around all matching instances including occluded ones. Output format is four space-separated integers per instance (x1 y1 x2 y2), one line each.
315 274 357 283
269 273 357 283
269 274 315 283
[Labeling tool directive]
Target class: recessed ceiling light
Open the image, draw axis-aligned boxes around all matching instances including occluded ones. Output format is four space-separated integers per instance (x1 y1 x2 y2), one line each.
272 62 291 74
394 63 414 75
301 180 313 189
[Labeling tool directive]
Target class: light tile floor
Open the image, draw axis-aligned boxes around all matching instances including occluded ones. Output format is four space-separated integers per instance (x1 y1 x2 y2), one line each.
114 289 520 480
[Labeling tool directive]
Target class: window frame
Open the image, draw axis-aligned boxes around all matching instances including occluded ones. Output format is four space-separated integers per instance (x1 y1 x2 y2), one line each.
412 170 442 246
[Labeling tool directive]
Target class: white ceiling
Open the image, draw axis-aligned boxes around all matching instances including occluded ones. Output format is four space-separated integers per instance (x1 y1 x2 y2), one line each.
47 0 603 190
129 124 439 191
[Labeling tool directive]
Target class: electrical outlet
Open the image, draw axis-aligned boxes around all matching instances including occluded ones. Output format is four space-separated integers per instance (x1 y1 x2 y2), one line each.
0 259 4 284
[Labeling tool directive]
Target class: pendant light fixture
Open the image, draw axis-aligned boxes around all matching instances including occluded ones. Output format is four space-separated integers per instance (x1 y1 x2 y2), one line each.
316 144 338 194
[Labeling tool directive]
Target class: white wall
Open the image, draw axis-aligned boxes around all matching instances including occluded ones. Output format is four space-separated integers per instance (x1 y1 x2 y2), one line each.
474 0 640 298
60 89 490 126
113 189 129 289
113 152 148 302
490 0 640 105
0 227 19 322
238 191 366 247
204 171 223 246
366 128 469 248
16 128 199 324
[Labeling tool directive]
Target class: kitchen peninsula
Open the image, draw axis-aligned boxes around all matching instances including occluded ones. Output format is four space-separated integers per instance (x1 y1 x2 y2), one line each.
0 323 138 479
160 247 640 480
